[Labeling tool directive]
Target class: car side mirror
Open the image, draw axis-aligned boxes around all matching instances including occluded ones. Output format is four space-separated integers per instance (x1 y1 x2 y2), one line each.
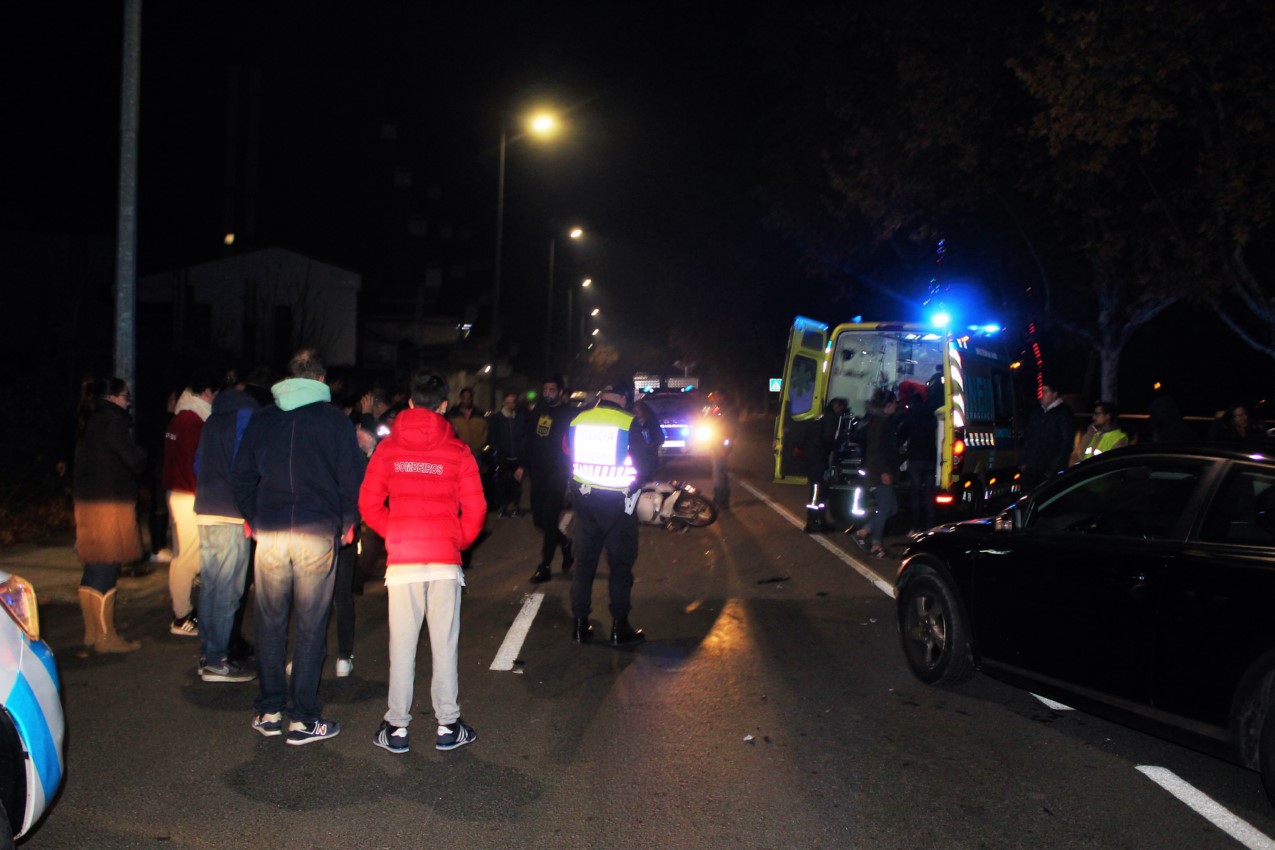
994 507 1022 532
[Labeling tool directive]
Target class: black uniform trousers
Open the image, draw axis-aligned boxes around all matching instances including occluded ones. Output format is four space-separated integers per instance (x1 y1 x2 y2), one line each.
569 487 638 620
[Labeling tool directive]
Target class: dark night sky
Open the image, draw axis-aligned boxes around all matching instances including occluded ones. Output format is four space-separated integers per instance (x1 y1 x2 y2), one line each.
8 3 1266 415
7 3 820 392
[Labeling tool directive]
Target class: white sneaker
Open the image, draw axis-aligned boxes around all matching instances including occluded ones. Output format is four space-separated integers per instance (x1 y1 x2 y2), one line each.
335 656 354 678
150 548 173 562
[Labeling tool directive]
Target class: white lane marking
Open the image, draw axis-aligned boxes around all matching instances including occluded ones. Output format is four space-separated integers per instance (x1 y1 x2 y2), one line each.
1137 766 1275 849
739 482 1270 839
1031 693 1074 711
491 593 544 671
736 478 895 597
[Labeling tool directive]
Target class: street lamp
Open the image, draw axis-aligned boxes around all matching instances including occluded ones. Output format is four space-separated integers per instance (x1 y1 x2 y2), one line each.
546 227 583 374
491 109 560 402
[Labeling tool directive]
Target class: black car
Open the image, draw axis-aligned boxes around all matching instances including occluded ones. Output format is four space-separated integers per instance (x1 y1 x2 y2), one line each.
894 444 1275 805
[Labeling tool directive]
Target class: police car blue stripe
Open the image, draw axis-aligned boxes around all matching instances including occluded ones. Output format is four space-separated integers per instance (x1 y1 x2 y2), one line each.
29 638 59 691
6 673 61 812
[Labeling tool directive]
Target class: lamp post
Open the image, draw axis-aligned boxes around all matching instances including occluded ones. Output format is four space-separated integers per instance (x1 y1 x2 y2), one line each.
491 110 560 403
545 227 583 375
567 277 591 372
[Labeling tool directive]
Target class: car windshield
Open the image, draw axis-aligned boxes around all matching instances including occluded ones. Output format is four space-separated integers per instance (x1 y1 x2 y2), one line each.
642 393 707 422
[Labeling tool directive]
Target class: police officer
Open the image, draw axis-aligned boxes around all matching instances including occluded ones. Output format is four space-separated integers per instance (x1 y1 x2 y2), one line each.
568 384 659 646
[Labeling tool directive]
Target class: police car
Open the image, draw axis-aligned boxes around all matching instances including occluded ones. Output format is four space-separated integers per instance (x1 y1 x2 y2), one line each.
640 390 720 459
0 569 64 844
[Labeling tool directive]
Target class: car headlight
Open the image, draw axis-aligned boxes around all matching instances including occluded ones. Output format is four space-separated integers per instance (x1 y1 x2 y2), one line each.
0 574 40 640
694 423 716 443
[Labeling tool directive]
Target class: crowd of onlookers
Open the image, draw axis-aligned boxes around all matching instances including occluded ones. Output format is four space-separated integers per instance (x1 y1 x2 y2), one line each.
62 352 625 751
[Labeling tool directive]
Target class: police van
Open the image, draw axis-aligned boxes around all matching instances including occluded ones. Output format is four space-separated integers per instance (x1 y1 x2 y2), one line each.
632 374 720 460
773 316 1032 523
0 569 65 844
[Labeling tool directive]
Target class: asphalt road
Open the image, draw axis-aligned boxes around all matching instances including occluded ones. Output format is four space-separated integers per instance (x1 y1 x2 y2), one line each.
16 421 1275 849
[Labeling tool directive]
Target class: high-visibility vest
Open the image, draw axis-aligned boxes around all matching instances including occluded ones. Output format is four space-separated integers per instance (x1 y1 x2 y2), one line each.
570 406 637 491
1083 427 1128 459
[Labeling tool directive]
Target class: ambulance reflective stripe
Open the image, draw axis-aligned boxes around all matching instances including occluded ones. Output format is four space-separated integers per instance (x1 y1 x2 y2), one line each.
948 344 966 430
571 407 638 491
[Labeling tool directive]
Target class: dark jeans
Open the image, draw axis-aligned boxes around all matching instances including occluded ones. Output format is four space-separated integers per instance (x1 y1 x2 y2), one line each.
569 488 639 620
81 563 120 593
356 526 386 587
530 468 570 565
253 531 338 723
494 461 523 512
197 524 251 664
711 447 731 507
908 460 936 532
333 540 356 658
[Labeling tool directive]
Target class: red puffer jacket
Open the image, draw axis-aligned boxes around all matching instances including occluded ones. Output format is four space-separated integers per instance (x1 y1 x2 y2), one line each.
358 407 487 566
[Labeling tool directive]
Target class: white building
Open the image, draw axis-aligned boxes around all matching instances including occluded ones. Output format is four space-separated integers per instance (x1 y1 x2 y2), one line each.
139 247 361 366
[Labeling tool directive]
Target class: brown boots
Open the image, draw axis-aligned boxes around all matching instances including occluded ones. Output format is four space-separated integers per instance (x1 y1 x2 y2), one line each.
77 587 141 655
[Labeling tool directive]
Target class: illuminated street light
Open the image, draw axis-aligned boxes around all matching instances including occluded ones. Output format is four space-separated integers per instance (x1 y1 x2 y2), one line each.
529 111 559 137
591 308 600 317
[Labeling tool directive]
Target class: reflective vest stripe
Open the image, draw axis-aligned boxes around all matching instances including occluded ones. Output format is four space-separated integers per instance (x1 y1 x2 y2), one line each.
570 407 637 491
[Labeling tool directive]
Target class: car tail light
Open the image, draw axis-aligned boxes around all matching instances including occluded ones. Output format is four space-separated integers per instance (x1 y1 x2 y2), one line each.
935 494 955 505
0 574 40 640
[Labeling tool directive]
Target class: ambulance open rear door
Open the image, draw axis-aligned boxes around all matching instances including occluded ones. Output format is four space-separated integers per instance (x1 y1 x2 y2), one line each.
773 316 829 483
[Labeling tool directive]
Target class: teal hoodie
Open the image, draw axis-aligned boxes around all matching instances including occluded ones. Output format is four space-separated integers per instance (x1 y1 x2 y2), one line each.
272 378 331 411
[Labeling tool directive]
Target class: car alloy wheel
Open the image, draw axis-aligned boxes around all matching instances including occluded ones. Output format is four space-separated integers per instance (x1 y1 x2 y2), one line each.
898 569 973 685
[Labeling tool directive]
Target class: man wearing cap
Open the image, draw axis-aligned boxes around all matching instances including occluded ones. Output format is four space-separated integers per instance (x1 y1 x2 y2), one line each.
567 385 659 646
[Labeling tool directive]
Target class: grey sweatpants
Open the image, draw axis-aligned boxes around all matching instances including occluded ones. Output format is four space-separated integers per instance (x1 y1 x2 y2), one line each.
385 579 462 728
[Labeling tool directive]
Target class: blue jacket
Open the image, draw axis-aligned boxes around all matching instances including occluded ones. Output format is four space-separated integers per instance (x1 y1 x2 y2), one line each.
231 379 365 537
193 388 260 520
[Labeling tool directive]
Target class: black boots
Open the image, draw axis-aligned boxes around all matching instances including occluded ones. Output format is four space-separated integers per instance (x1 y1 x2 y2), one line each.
610 617 645 647
530 563 552 584
573 617 644 646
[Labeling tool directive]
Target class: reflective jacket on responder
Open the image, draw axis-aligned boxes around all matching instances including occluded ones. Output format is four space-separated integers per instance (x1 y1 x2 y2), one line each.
1082 427 1129 459
571 404 639 492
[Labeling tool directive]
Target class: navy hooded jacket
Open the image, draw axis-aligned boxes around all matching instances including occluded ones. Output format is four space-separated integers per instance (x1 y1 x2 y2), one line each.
231 378 365 537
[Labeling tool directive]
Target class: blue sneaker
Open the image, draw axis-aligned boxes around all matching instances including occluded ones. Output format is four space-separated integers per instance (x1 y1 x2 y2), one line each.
252 711 283 737
286 718 341 746
373 721 409 754
436 719 477 751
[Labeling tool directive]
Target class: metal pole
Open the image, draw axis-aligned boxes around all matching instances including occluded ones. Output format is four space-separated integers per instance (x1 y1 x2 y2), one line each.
545 236 555 376
115 0 142 394
566 279 574 370
490 128 507 408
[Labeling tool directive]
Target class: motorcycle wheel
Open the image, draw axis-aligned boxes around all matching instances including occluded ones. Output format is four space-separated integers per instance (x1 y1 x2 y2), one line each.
672 493 717 527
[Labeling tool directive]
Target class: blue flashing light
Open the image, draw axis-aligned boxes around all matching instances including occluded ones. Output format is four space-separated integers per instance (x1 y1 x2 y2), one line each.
851 315 863 324
968 323 1002 334
930 311 951 329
